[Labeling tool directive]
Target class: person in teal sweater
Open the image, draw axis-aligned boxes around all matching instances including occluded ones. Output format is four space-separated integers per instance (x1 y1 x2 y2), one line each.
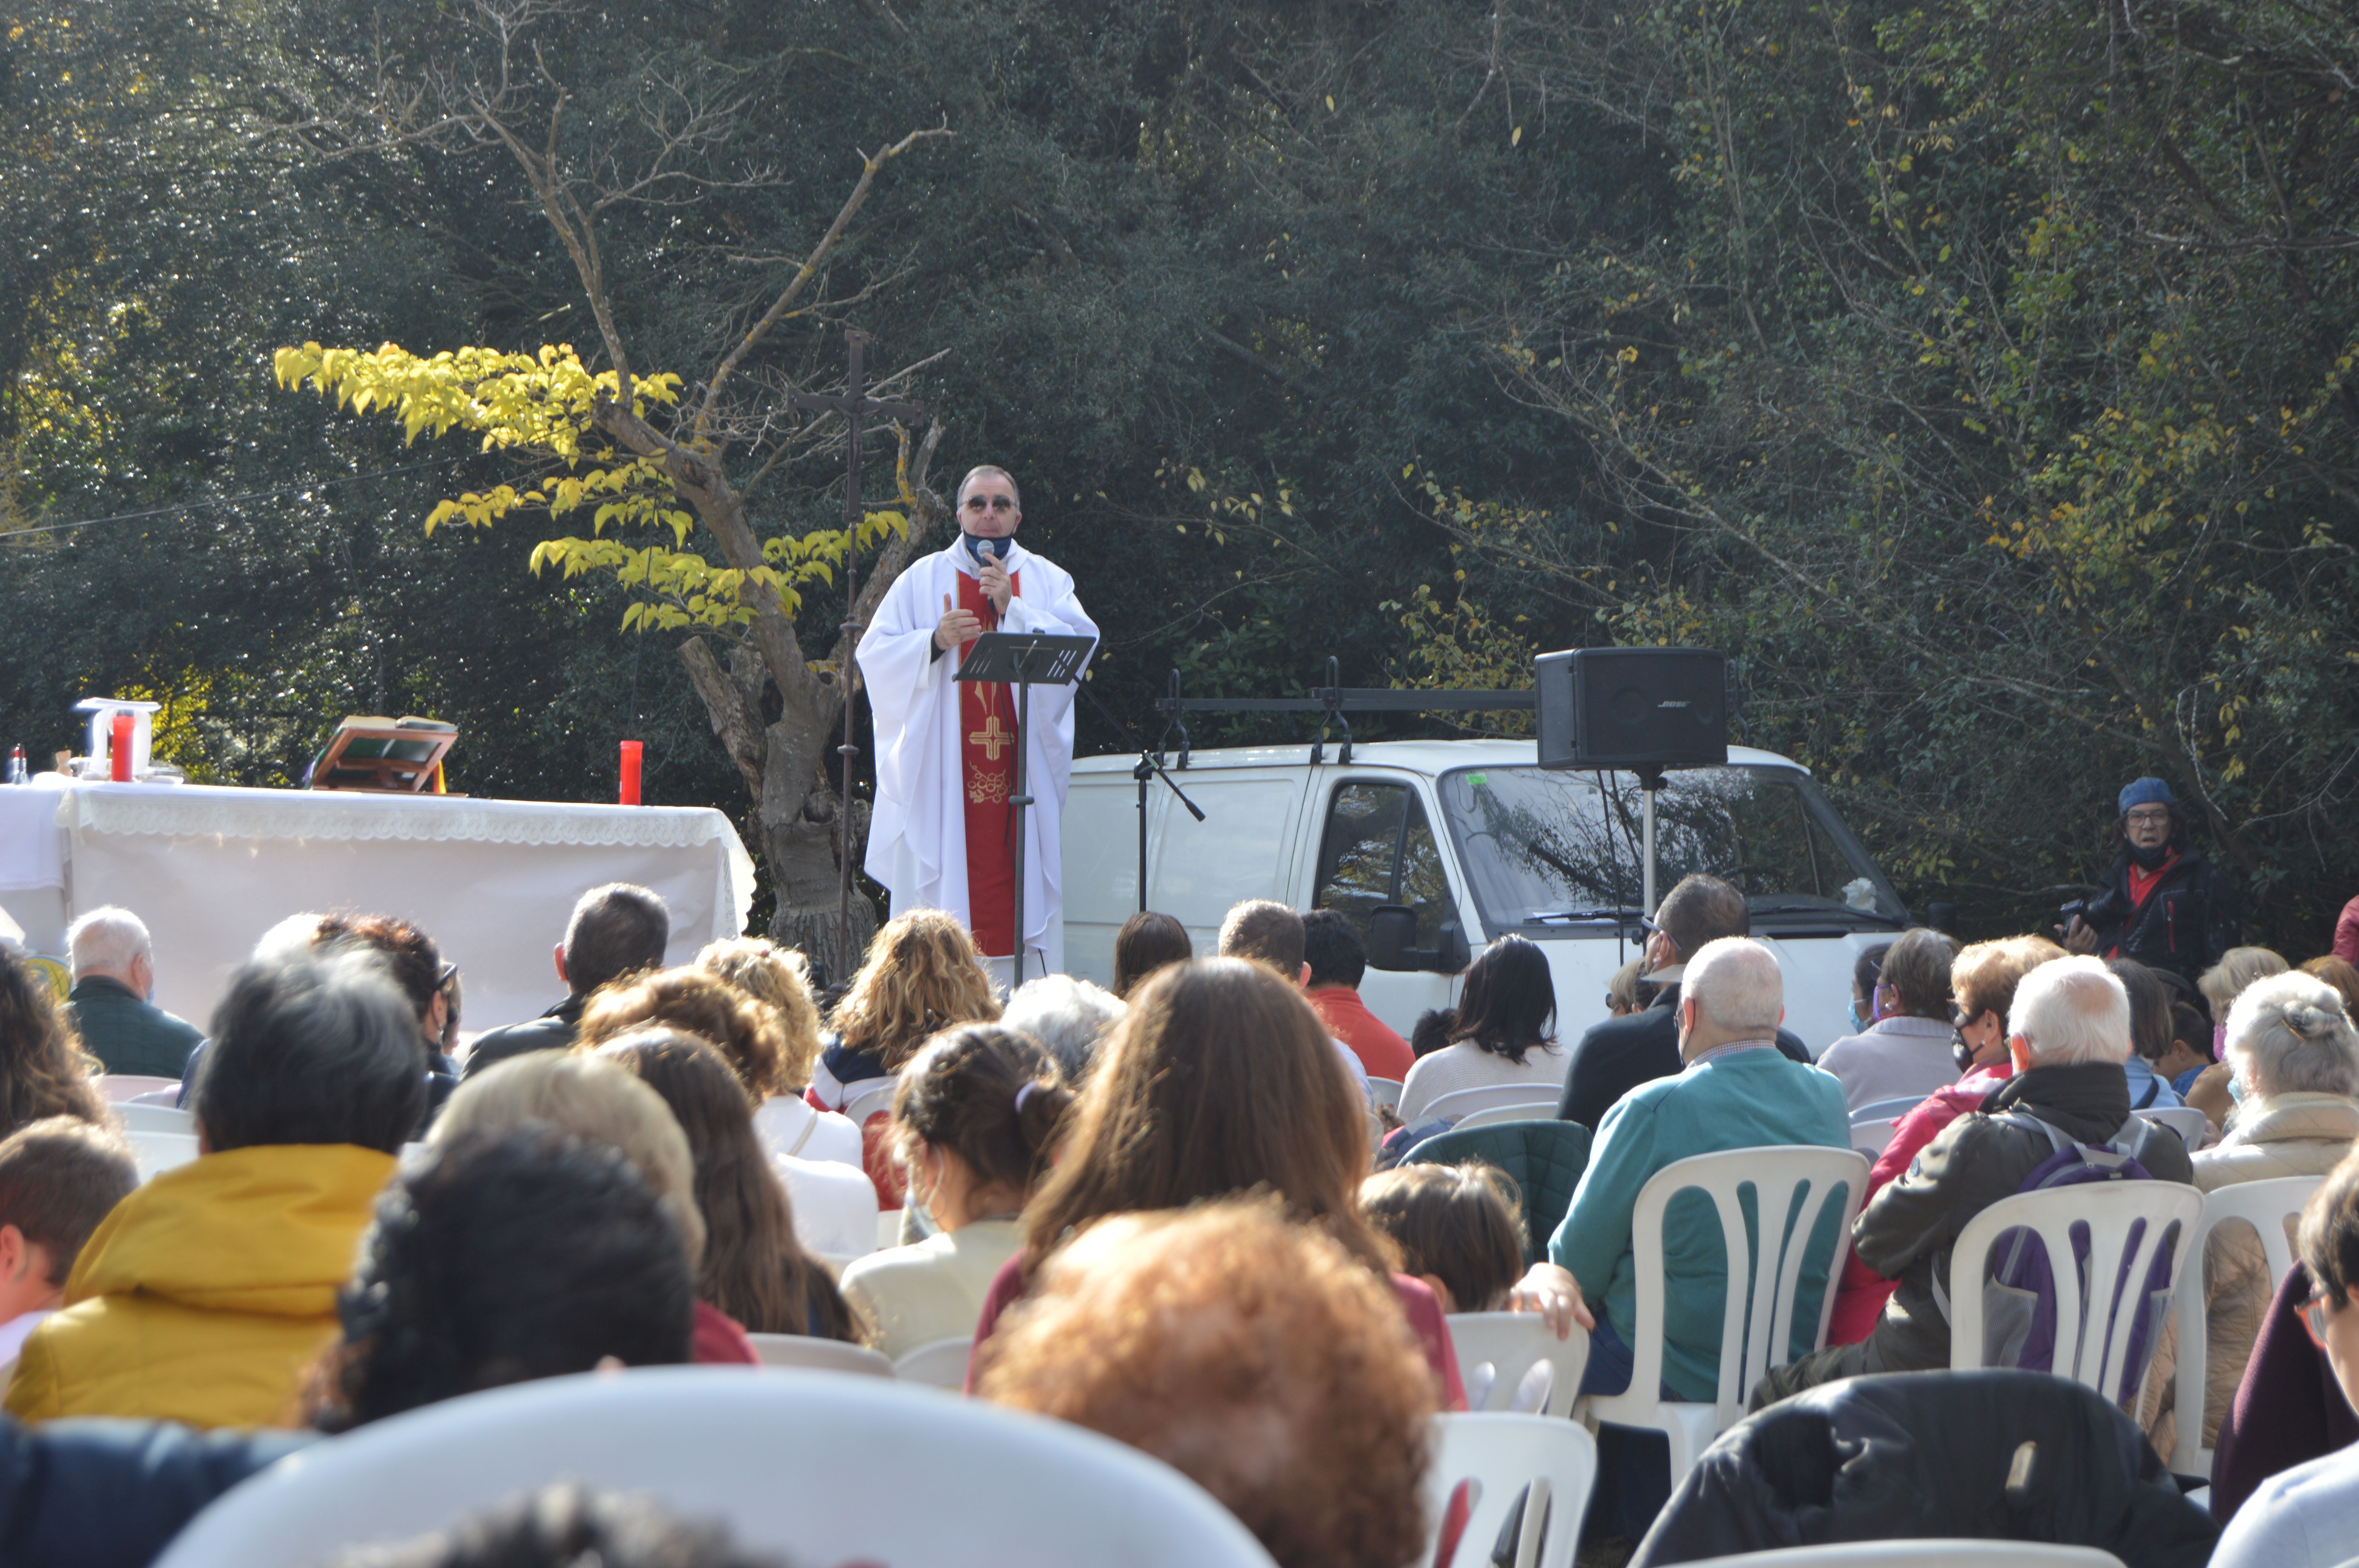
1551 935 1851 1397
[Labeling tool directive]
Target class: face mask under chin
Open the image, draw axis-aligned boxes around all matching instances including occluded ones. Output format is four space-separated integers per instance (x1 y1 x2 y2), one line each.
2128 838 2174 871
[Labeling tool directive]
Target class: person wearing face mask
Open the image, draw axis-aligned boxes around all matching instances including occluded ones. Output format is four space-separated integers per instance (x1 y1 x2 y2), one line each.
2060 777 2240 989
856 465 1098 986
1822 934 2064 1344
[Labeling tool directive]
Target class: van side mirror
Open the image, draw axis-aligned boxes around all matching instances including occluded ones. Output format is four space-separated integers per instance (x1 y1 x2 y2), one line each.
1366 906 1419 972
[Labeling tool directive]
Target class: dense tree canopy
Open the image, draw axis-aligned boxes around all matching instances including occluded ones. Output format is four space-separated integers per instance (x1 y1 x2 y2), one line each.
4 0 2354 947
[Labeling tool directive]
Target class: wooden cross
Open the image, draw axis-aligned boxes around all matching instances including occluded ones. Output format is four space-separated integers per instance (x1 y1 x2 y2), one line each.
969 715 1012 762
791 329 922 983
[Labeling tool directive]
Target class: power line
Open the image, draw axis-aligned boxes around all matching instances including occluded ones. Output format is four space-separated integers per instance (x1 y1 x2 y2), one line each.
2 455 473 539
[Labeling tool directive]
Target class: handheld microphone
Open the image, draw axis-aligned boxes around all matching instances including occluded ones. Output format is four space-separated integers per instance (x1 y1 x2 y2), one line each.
964 534 1012 564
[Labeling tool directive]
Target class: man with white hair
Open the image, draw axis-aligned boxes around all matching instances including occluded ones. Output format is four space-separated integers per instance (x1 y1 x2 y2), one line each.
1753 954 2194 1405
1545 936 1848 1534
999 973 1125 1083
62 907 202 1078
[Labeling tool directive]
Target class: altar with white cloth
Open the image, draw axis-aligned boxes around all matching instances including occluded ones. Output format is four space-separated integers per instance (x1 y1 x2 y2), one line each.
0 778 754 1034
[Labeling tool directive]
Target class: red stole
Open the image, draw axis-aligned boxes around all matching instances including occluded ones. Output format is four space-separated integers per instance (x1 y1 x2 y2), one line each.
956 568 1018 957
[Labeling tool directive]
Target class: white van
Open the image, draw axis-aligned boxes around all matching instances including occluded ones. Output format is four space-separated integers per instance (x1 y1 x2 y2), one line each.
1060 738 1909 1054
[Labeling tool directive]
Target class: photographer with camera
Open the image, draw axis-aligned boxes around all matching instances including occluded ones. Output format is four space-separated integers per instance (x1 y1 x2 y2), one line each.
2059 777 2239 989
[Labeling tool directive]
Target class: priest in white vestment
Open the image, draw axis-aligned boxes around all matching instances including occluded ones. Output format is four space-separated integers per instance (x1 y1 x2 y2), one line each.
856 465 1097 984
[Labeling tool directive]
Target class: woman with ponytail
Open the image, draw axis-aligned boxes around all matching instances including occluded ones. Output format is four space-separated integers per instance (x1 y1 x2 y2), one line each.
2144 970 2359 1462
837 1026 1071 1357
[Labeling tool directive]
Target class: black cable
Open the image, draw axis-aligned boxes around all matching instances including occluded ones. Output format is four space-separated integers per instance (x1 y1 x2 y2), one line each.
6 456 472 538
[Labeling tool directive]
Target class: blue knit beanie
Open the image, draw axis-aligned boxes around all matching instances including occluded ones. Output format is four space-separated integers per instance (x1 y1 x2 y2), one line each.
2117 777 2176 815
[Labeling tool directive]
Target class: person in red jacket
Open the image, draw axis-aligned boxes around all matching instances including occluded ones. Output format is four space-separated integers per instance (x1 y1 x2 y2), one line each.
1301 909 1416 1083
1826 933 2064 1344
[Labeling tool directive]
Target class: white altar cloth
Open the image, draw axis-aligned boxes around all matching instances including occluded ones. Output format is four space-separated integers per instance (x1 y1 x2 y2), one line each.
0 779 754 1034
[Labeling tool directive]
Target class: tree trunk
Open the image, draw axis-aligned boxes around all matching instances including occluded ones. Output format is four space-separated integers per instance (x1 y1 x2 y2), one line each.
673 425 947 988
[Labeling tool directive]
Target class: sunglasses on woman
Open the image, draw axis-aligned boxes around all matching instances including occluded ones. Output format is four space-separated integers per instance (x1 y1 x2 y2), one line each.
2299 1275 2344 1350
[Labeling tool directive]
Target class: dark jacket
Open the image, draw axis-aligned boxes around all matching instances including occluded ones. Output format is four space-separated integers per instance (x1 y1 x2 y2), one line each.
2085 846 2238 987
461 995 586 1080
64 977 202 1080
1632 1370 2217 1568
2209 1261 2358 1523
0 1413 313 1568
1555 982 1810 1132
1851 1061 2194 1372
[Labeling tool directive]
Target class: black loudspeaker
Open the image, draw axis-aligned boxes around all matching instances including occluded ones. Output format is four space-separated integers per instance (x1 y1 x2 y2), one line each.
1536 647 1728 771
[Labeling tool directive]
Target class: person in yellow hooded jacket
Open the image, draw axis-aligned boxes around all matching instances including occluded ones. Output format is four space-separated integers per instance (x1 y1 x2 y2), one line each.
4 947 428 1429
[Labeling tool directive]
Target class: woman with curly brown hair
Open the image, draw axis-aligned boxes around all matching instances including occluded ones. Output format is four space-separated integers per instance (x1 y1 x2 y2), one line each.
979 1198 1437 1568
578 969 875 1260
966 957 1470 1407
0 950 107 1138
811 911 1000 1207
694 938 863 1175
596 1030 861 1343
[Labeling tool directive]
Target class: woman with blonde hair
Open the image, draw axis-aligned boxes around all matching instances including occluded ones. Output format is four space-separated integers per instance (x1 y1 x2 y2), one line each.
429 1051 758 1365
812 911 1000 1207
965 958 1475 1407
0 949 106 1137
695 938 863 1173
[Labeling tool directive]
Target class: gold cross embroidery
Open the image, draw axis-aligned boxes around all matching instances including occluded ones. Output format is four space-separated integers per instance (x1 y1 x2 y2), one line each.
969 716 1011 761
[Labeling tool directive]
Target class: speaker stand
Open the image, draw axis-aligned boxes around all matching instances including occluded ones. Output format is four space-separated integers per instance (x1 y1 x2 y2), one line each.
1637 765 1666 918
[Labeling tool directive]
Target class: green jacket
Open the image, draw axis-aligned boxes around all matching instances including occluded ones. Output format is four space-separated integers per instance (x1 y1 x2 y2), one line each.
65 977 203 1080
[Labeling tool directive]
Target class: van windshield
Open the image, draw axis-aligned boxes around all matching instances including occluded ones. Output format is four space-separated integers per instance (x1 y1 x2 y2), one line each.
1436 765 1906 937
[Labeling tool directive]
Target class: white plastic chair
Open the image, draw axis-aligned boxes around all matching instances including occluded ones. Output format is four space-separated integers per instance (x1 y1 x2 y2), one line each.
127 1129 199 1181
843 1079 899 1126
1575 1146 1871 1488
745 1334 894 1378
1948 1180 2204 1409
2169 1174 2324 1477
1447 1313 1590 1416
1419 1083 1562 1126
1453 1102 1562 1132
893 1335 973 1390
97 1074 180 1103
1676 1543 2123 1567
153 1368 1281 1568
1851 1095 1924 1123
1418 1412 1598 1568
1850 1118 1899 1156
1368 1077 1404 1114
115 1102 194 1134
2134 1106 2211 1152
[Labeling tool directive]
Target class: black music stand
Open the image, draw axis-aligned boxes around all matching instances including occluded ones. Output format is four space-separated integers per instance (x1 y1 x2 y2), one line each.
954 631 1097 985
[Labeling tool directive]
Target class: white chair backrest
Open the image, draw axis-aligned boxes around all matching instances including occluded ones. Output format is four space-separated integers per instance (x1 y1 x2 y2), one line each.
745 1334 894 1378
153 1368 1282 1568
1447 1314 1591 1417
1677 1543 2124 1567
115 1103 195 1135
1850 1118 1899 1156
1367 1077 1404 1113
127 1087 184 1107
1948 1180 2204 1406
2170 1174 2324 1476
128 1129 199 1182
1622 1146 1872 1429
1452 1103 1561 1133
1850 1095 1925 1123
1418 1412 1598 1568
893 1335 973 1391
98 1074 182 1103
843 1079 899 1125
2134 1106 2211 1152
1421 1083 1561 1125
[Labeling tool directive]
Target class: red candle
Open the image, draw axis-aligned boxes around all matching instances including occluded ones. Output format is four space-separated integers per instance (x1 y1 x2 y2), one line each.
110 714 133 782
620 739 643 805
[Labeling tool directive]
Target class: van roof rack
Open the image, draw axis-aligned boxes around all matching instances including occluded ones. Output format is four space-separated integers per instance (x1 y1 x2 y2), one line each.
1155 659 1535 768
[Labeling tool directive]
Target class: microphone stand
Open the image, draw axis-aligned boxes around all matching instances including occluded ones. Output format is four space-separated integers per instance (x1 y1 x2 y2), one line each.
1074 679 1205 915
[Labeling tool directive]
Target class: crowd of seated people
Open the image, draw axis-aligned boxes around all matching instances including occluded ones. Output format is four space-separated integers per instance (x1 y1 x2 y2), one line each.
11 868 2359 1568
